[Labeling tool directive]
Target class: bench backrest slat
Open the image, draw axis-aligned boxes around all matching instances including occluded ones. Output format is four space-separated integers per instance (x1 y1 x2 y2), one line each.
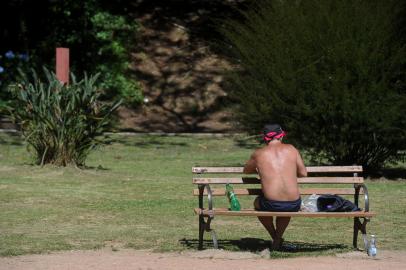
192 166 364 201
193 187 363 196
192 166 362 174
193 177 363 184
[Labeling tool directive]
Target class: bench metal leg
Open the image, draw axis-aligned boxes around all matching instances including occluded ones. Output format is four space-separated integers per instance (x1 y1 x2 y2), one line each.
198 215 218 250
353 217 368 249
197 184 217 250
198 215 205 250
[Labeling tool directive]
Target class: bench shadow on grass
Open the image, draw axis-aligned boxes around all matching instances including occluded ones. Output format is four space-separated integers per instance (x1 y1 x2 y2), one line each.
179 237 346 253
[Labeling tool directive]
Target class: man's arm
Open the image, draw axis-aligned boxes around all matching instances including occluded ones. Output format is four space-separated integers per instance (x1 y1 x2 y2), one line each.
243 152 257 174
296 150 307 177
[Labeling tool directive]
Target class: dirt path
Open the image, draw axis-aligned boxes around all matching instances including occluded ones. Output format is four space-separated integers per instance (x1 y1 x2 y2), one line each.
1 249 404 270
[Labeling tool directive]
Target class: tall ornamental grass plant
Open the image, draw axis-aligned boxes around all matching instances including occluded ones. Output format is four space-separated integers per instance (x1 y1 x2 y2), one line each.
8 68 120 166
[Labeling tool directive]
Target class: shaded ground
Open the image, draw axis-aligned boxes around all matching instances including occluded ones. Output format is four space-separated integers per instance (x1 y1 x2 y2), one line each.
119 0 250 132
1 249 405 270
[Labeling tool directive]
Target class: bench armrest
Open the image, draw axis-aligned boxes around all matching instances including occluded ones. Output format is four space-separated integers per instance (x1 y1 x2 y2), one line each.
354 184 370 212
198 184 214 214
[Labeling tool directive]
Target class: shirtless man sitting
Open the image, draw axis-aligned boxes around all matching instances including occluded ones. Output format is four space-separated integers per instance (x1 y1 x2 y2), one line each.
243 124 307 250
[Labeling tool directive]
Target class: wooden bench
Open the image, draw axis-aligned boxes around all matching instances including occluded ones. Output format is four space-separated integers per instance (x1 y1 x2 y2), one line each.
193 166 376 250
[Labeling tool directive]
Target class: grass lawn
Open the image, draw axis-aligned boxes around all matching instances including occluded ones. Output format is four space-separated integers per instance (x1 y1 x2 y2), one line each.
0 133 405 257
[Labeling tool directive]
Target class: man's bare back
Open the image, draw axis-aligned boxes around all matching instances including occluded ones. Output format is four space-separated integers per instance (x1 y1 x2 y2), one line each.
244 140 307 201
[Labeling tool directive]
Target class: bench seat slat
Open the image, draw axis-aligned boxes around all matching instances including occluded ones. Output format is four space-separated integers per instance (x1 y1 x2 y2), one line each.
194 208 375 217
193 188 363 196
192 166 362 174
193 177 364 184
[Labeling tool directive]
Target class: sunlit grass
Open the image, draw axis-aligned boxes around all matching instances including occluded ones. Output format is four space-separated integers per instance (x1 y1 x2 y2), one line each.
0 133 405 257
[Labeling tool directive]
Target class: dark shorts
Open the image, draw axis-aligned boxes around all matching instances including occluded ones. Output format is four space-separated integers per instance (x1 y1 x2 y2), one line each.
256 196 302 212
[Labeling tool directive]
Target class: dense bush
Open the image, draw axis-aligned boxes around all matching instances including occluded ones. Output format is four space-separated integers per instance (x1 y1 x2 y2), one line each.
0 0 142 107
221 0 406 169
8 68 120 166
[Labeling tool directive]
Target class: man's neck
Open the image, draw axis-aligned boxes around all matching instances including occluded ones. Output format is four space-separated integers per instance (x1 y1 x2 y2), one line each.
267 140 282 146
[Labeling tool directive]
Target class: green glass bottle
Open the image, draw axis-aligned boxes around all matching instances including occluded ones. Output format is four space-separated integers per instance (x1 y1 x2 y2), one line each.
226 183 241 211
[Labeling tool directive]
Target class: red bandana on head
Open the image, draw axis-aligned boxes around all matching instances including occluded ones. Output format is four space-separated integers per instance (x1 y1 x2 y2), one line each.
263 131 286 142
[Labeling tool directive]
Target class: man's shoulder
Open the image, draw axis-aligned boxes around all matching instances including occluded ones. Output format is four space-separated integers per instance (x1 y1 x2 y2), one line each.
252 147 266 155
281 143 299 153
282 143 296 149
251 146 270 157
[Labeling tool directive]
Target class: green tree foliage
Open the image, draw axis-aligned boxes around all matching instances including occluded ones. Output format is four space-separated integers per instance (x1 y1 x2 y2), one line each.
221 0 406 169
0 0 142 106
8 68 120 166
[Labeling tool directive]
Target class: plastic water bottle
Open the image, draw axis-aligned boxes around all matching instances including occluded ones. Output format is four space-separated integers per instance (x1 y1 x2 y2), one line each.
368 235 377 257
362 234 369 251
226 184 241 211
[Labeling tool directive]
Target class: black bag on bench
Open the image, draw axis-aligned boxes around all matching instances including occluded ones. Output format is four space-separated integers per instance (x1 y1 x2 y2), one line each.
317 194 360 212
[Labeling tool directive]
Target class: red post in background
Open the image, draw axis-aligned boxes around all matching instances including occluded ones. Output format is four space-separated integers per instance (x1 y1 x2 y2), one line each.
56 48 69 85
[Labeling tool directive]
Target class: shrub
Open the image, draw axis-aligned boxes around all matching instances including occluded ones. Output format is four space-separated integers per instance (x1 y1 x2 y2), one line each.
88 10 142 105
221 0 406 169
8 68 121 166
0 50 29 113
